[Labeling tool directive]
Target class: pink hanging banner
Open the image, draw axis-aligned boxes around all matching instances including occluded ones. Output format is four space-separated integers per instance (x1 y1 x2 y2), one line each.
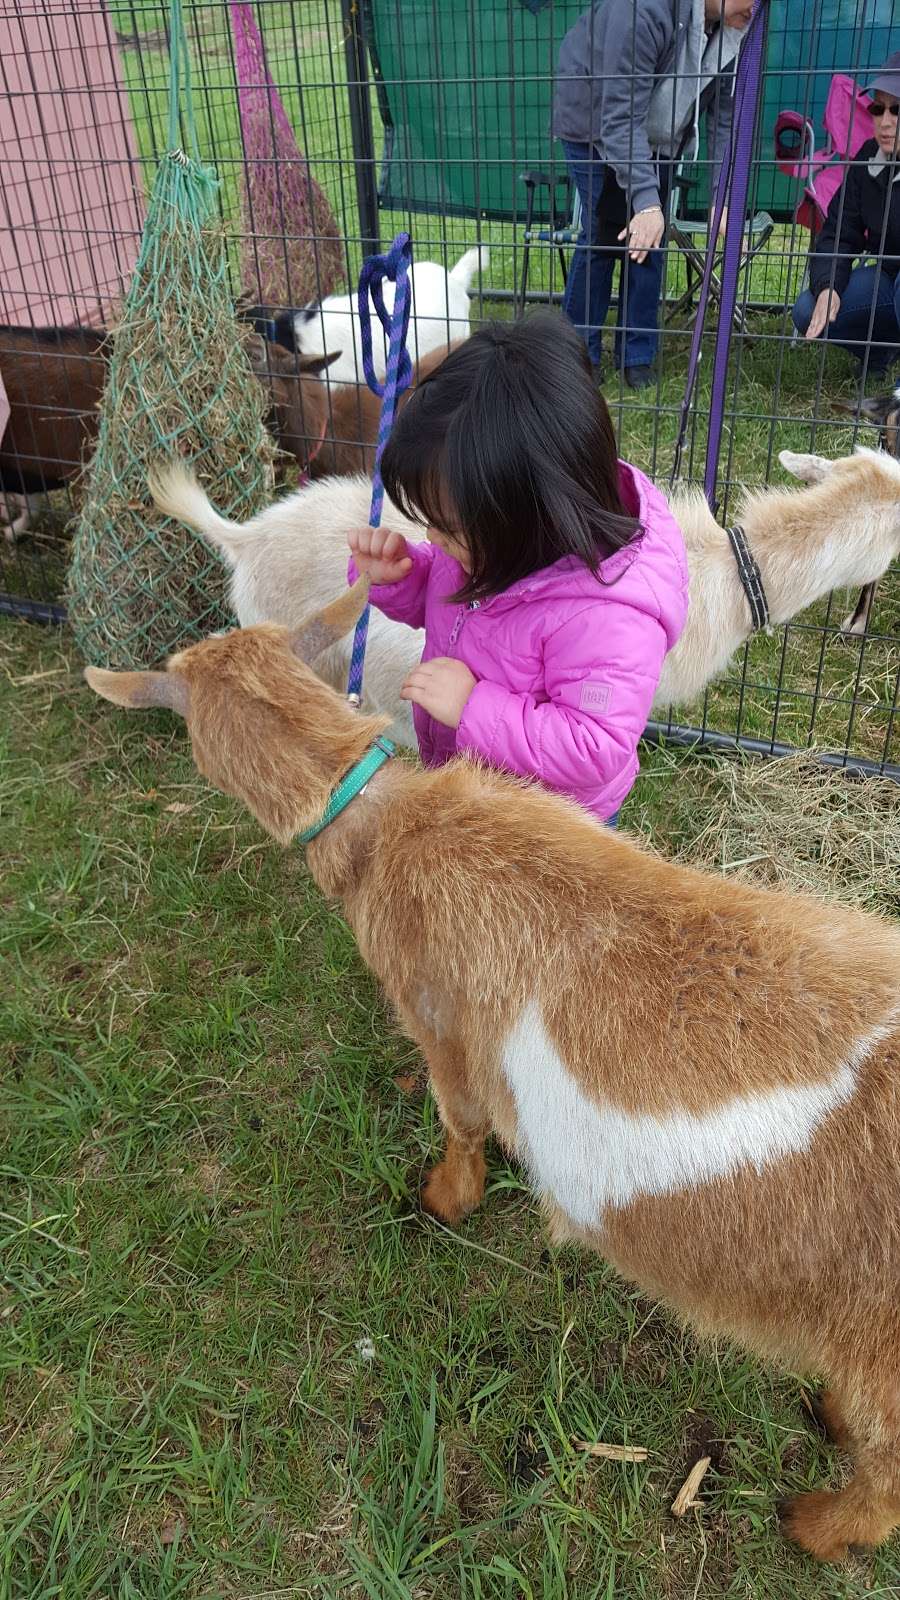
0 0 145 330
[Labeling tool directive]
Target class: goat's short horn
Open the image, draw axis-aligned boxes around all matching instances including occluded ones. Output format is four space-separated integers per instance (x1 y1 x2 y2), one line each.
289 574 371 666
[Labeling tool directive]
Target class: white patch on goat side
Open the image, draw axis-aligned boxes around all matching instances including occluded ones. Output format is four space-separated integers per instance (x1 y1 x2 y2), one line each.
501 1002 859 1225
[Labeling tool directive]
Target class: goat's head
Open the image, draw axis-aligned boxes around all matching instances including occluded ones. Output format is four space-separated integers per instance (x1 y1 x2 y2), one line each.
778 440 900 494
830 387 900 459
84 576 390 845
246 333 340 474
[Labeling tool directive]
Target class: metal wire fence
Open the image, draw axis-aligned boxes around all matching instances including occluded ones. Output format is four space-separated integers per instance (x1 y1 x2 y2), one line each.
0 0 897 775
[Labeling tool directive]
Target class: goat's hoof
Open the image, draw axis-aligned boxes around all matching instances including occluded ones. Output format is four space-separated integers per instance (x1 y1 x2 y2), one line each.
420 1163 473 1227
778 1490 851 1563
807 1390 853 1450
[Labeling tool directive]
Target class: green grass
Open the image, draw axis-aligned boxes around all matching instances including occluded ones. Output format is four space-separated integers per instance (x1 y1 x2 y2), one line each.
3 616 900 1598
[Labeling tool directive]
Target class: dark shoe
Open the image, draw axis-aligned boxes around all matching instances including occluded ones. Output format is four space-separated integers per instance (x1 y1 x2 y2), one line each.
590 361 606 386
624 364 654 391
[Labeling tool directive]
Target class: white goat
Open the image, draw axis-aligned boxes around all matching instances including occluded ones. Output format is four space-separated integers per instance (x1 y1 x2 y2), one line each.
151 447 900 746
288 246 489 387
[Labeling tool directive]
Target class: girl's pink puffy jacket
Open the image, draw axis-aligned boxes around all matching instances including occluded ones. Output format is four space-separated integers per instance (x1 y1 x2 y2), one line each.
350 461 689 823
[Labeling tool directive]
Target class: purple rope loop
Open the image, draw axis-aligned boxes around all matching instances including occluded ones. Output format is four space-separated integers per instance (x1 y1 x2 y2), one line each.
670 0 769 513
347 231 414 705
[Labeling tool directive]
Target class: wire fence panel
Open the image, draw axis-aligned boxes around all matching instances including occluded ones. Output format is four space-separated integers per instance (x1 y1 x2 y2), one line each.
0 0 897 775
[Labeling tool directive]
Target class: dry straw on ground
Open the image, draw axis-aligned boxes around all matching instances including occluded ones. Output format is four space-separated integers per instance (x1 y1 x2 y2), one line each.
639 750 899 916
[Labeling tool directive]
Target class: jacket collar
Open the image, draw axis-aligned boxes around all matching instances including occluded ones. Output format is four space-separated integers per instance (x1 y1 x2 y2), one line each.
867 144 900 182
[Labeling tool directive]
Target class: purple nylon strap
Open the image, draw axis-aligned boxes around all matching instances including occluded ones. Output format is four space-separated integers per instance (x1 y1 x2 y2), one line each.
346 232 414 705
670 0 769 512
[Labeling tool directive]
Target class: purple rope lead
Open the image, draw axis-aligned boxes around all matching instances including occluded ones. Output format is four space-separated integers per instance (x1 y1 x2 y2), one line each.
346 232 414 706
671 0 769 512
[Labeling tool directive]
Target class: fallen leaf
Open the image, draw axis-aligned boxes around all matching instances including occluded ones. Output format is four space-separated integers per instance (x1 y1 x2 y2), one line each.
671 1455 712 1516
573 1438 648 1462
159 1514 185 1546
393 1073 421 1094
164 801 193 815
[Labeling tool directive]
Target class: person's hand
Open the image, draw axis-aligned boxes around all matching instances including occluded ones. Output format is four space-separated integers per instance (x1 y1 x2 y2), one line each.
617 205 665 263
805 289 841 341
400 657 476 728
347 524 412 583
713 204 728 240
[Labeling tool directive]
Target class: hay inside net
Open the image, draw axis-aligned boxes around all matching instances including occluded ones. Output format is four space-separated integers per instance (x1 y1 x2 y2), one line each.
230 1 346 309
67 149 276 670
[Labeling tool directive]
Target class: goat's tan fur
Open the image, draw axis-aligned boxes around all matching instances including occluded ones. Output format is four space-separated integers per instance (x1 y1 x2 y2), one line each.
149 447 900 748
86 590 900 1565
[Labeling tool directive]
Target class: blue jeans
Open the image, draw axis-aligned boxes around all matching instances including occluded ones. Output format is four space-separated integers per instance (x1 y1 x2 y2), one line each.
792 265 900 371
560 140 666 369
606 810 619 828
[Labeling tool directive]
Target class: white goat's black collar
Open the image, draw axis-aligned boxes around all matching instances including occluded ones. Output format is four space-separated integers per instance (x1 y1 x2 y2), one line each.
725 524 769 631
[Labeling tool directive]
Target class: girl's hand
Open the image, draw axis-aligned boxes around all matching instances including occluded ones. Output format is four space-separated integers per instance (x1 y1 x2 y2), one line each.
400 657 476 729
348 525 413 583
617 205 665 263
806 289 841 340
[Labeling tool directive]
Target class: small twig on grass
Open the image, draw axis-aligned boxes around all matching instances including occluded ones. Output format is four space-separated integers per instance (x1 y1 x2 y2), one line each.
573 1438 648 1462
671 1455 712 1516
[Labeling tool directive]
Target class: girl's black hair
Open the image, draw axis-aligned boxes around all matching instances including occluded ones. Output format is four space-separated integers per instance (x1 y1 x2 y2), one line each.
380 309 641 601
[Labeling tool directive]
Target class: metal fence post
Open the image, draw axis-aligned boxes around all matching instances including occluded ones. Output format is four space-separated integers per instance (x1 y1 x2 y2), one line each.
341 0 381 259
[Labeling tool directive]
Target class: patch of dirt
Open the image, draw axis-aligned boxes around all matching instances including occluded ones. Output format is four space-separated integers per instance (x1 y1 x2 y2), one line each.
507 1424 549 1488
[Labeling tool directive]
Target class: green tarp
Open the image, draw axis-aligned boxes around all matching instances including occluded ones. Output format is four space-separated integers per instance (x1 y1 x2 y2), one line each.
364 0 895 224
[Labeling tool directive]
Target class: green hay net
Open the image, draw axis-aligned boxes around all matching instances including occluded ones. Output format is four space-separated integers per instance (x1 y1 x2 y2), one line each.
67 1 275 670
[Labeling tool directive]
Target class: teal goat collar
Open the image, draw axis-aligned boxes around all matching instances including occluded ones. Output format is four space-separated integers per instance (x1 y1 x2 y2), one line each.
296 736 395 846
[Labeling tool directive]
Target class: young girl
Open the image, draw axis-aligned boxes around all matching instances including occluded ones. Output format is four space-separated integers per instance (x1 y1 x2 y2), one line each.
347 311 688 825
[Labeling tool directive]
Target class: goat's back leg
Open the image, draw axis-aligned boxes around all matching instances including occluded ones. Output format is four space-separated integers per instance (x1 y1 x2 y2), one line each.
841 582 876 638
782 1382 900 1561
400 1025 489 1226
808 1388 855 1451
1 491 32 541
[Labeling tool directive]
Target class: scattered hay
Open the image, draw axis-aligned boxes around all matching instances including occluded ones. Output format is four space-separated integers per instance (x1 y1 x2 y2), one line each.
640 750 899 915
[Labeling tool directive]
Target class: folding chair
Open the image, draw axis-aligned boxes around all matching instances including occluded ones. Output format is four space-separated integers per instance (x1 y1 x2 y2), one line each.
665 169 775 333
516 171 581 313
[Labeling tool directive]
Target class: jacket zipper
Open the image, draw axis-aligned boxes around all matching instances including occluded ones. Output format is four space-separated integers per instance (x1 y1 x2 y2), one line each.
447 599 480 648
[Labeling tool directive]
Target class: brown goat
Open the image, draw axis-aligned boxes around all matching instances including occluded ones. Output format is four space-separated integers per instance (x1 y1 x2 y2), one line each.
0 324 339 540
85 582 900 1565
0 325 107 536
309 344 458 479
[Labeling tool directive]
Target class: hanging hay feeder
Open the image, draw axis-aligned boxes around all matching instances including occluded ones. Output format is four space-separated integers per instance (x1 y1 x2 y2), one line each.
67 7 276 670
230 0 346 310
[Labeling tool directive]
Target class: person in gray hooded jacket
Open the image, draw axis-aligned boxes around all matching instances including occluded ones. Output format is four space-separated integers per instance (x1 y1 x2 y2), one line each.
553 0 751 388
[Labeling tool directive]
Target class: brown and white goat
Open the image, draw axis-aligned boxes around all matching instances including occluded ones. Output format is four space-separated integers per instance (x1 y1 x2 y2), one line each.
150 444 900 747
86 581 900 1564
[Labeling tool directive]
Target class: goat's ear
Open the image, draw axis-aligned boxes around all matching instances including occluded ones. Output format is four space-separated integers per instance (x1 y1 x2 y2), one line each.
84 666 189 717
778 449 835 483
832 394 896 426
295 350 341 377
271 310 298 353
289 574 371 665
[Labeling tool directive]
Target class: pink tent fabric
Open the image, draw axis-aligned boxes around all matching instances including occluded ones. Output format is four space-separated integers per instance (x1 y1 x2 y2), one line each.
0 0 145 332
0 373 8 449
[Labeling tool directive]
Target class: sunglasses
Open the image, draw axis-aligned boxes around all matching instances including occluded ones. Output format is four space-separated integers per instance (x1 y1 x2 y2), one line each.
871 101 900 119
